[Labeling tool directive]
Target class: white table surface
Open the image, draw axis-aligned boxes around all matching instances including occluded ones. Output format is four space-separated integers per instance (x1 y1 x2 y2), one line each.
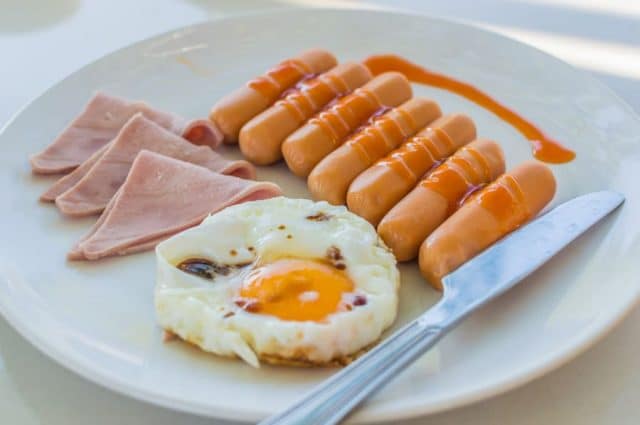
2 1 639 424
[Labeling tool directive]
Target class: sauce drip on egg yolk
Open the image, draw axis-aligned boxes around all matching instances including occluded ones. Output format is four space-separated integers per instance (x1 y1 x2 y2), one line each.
238 258 354 322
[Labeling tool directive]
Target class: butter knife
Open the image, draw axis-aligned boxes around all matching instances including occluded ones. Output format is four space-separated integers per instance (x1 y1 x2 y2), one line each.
259 190 624 425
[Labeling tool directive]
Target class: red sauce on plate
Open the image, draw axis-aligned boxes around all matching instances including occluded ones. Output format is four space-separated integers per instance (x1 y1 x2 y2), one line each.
363 54 575 164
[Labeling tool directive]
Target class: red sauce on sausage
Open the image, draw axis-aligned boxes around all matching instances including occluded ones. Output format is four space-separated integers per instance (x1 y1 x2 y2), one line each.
308 88 382 148
363 54 575 164
476 174 530 232
378 127 453 184
348 111 409 164
247 59 311 101
421 144 492 215
277 73 348 122
278 72 319 99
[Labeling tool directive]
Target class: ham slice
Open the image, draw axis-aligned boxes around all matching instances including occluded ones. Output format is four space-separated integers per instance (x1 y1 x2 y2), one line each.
40 112 249 203
30 92 223 174
40 143 109 202
68 150 282 261
54 114 255 217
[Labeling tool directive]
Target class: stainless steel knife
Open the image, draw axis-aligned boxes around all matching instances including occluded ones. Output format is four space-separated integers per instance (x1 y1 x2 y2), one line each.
259 190 625 425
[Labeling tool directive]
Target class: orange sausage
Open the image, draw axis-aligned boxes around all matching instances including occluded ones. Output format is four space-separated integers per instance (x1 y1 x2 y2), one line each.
307 98 441 205
346 114 476 226
209 49 337 143
378 139 505 261
281 72 413 177
239 62 372 165
419 161 556 290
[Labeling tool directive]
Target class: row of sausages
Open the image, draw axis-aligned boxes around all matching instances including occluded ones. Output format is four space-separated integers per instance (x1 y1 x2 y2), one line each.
209 49 557 288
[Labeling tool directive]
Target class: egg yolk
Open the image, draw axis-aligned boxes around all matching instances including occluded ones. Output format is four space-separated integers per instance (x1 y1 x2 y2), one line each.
238 258 354 322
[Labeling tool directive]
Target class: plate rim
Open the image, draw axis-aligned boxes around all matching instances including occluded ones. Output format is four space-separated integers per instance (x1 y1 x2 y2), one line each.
1 7 639 423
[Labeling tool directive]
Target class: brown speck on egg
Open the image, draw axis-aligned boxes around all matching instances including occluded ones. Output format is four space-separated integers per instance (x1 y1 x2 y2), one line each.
286 234 293 239
326 245 343 261
177 258 230 279
353 295 367 306
244 300 261 312
306 211 331 221
177 258 251 279
234 298 261 312
326 246 346 270
223 311 235 319
248 246 255 252
277 224 286 230
230 249 237 256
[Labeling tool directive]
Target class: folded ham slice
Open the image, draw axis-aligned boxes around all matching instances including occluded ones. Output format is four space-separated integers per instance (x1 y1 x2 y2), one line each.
40 143 109 202
68 150 282 261
30 92 223 174
54 114 255 217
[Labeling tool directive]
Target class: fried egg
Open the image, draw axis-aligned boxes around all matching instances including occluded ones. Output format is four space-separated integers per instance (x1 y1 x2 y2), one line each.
154 197 399 367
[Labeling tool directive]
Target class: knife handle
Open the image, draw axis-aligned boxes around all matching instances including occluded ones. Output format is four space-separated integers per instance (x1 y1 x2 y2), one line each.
258 297 463 425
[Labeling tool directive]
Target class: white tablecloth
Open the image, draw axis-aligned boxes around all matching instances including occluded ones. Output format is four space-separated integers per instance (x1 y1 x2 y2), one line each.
2 1 638 424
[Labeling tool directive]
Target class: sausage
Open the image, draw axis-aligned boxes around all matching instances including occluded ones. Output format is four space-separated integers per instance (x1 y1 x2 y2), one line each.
209 49 337 143
307 97 441 205
377 139 505 261
346 113 476 226
281 72 413 177
419 161 556 290
238 62 372 165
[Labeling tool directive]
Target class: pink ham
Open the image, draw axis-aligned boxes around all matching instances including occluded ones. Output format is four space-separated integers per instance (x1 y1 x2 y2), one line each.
30 92 223 174
40 112 246 203
54 114 255 217
68 150 282 261
40 143 109 202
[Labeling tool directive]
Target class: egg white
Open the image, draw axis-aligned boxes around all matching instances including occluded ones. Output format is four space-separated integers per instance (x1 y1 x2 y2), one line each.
155 197 399 367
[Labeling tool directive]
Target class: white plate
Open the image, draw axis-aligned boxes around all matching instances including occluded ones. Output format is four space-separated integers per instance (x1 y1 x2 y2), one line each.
0 8 639 423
